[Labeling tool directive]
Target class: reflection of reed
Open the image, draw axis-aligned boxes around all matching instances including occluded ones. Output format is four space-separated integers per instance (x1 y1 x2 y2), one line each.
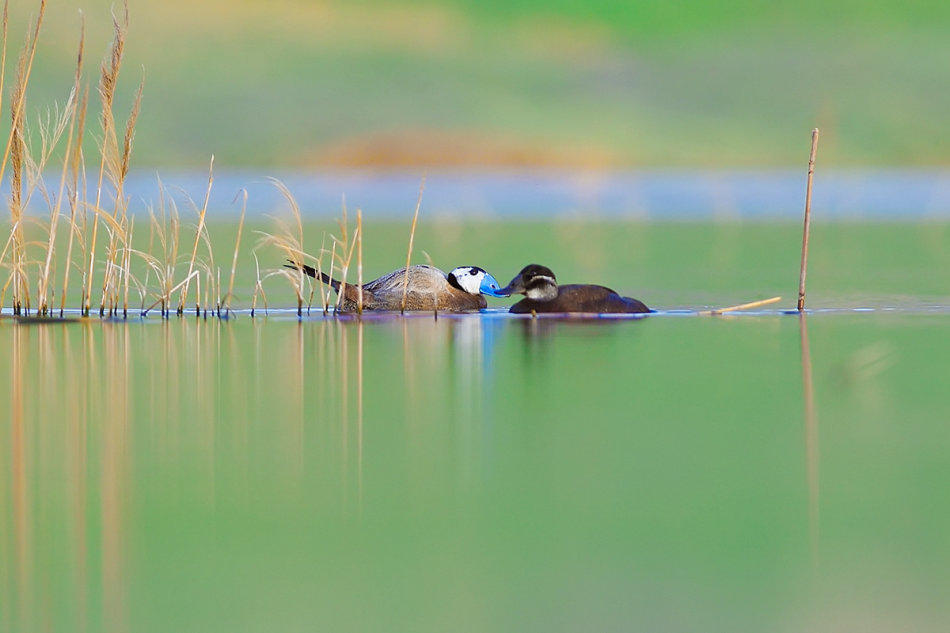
403 319 416 428
11 325 32 632
340 319 349 509
101 324 129 633
66 323 89 633
357 319 364 510
292 321 304 478
799 313 820 566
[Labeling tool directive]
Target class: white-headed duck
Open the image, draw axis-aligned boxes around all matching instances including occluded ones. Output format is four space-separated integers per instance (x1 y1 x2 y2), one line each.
288 262 505 312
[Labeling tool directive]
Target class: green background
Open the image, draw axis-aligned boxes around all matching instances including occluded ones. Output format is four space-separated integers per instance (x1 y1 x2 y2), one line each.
9 0 950 168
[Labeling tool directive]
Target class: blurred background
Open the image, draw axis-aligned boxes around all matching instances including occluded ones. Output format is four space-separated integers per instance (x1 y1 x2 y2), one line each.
14 0 950 170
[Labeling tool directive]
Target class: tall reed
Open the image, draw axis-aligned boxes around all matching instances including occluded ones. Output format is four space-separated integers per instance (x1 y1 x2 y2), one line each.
59 84 90 316
179 157 213 315
356 208 363 314
797 128 820 311
84 2 127 315
224 190 247 317
2 0 47 314
400 175 425 313
99 71 143 316
38 17 85 314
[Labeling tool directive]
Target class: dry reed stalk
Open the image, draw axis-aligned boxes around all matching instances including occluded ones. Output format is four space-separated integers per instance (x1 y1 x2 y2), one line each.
38 18 84 314
7 77 25 313
400 175 425 313
60 84 90 316
699 295 782 316
0 0 7 311
324 240 336 313
356 208 363 314
333 226 360 314
196 219 217 315
179 156 214 315
150 180 178 316
128 241 163 315
331 198 351 314
3 2 48 314
0 2 7 313
140 203 156 310
99 71 143 315
140 268 191 316
0 0 45 184
250 251 268 317
0 1 8 128
0 218 21 312
797 128 820 311
167 197 180 315
308 232 327 314
122 217 134 317
268 178 306 315
224 190 247 317
84 2 127 315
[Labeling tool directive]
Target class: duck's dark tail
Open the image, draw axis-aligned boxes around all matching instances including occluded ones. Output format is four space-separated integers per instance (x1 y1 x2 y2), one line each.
284 260 341 291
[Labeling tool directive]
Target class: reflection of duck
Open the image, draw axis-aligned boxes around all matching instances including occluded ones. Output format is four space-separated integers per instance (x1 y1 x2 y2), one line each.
288 262 505 312
498 264 650 314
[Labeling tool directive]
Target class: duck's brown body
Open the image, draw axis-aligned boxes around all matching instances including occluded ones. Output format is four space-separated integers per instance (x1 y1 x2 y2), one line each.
509 284 650 314
294 264 486 312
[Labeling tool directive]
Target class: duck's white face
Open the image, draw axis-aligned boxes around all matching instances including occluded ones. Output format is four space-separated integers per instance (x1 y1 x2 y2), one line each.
448 267 504 297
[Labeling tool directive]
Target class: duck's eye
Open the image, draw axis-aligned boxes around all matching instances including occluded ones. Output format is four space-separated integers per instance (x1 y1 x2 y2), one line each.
470 268 479 275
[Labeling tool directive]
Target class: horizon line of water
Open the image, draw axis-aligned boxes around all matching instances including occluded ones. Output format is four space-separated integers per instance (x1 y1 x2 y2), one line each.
9 167 950 220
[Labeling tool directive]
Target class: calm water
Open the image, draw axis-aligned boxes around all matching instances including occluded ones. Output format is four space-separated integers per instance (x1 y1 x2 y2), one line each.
2 217 950 632
2 309 949 632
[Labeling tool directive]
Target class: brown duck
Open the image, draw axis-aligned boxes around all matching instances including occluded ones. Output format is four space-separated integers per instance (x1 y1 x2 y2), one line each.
497 264 650 314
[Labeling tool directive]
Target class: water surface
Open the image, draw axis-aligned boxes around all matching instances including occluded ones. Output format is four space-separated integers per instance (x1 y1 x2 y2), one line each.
2 307 949 632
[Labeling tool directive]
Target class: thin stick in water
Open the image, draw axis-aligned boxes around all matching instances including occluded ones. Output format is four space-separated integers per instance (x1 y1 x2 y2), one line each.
356 208 363 314
179 155 213 315
798 128 820 311
400 175 425 313
224 189 247 317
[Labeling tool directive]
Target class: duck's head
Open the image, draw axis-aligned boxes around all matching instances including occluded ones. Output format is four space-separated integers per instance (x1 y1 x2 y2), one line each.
498 264 558 301
447 266 506 297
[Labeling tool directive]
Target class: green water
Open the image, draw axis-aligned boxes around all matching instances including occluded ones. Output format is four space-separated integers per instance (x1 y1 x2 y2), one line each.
2 221 949 632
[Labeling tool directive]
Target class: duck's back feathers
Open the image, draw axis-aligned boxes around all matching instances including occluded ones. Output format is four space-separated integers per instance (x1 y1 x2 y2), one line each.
509 284 649 314
289 263 486 312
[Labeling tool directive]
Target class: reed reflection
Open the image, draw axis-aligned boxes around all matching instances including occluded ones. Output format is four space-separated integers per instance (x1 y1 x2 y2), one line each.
799 313 820 567
10 325 31 633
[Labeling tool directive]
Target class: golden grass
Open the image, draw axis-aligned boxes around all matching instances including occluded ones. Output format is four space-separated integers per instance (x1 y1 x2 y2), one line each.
356 208 363 314
400 175 425 313
0 2 309 320
224 190 247 317
179 157 213 315
84 1 127 316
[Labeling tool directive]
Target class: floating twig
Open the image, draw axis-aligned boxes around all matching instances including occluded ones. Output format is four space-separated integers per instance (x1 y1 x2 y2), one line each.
699 295 782 316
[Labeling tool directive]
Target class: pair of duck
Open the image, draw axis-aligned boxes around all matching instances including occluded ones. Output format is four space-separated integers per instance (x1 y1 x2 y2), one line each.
288 262 650 314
